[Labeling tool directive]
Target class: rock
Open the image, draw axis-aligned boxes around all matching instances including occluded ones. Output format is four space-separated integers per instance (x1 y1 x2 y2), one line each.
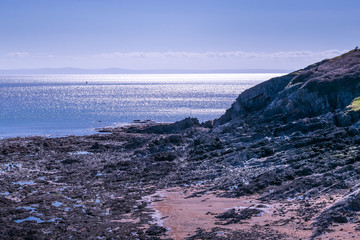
61 159 80 164
152 152 177 162
296 167 313 176
215 73 295 126
216 208 237 219
202 120 214 128
215 50 360 127
349 119 360 135
312 188 360 239
216 208 262 224
91 142 100 149
140 117 200 134
145 225 167 236
332 214 348 223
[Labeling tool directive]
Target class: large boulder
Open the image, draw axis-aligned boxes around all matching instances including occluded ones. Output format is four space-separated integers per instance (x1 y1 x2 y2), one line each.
141 117 200 134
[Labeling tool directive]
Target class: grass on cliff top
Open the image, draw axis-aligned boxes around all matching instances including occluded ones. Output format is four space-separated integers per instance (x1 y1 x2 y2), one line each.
348 97 360 111
331 49 357 61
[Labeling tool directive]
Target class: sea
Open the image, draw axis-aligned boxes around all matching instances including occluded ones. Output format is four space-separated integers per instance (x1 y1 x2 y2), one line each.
0 73 284 138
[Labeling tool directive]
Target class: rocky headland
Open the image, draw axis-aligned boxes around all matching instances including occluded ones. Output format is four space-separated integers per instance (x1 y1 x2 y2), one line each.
2 49 360 239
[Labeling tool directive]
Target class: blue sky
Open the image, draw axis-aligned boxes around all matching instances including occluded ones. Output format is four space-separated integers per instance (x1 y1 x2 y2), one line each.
0 0 359 70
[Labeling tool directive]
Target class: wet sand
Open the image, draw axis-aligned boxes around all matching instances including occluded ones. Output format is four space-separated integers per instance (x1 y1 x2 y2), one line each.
147 188 258 239
146 188 360 240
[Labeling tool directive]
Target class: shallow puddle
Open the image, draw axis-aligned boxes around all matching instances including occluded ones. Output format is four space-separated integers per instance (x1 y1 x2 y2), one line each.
12 180 35 185
14 216 45 224
52 201 63 207
68 151 93 155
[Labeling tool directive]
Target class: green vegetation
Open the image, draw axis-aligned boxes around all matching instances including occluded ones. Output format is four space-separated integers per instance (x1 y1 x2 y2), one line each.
347 97 360 111
331 49 357 62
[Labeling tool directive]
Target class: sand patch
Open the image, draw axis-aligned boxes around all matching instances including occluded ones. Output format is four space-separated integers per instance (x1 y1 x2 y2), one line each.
144 187 359 240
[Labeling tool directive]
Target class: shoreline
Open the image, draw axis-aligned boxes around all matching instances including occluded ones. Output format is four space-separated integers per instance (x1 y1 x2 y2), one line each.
0 73 280 141
0 120 159 140
1 118 360 239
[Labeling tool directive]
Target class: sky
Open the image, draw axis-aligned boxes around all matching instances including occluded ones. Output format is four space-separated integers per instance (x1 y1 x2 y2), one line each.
0 0 359 71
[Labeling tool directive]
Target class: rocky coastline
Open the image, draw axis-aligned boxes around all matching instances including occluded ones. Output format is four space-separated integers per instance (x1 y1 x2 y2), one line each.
2 50 360 239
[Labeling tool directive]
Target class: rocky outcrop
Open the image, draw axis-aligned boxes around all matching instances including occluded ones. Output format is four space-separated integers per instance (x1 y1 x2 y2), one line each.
215 49 360 126
215 73 296 125
130 117 200 134
311 188 360 239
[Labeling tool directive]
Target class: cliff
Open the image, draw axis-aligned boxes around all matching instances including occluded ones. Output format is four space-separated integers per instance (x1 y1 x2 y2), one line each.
216 49 360 126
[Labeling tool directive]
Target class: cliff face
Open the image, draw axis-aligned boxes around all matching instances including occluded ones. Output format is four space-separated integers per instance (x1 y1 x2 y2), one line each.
215 49 360 126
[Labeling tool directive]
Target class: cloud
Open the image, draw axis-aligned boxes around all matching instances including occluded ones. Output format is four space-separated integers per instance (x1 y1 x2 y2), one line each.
96 51 200 58
0 49 348 70
95 49 348 60
5 51 30 58
87 49 351 71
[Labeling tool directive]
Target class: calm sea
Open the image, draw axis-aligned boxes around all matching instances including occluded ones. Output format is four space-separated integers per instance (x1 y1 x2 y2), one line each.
0 73 283 138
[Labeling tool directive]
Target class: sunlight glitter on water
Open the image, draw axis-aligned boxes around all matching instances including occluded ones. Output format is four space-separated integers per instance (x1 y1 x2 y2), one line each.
0 73 284 138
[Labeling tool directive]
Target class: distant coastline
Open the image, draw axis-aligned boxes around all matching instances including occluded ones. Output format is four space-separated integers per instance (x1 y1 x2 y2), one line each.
0 67 291 75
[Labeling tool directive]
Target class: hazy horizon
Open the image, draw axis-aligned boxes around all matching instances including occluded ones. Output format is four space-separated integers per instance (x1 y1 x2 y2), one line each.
0 67 291 75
